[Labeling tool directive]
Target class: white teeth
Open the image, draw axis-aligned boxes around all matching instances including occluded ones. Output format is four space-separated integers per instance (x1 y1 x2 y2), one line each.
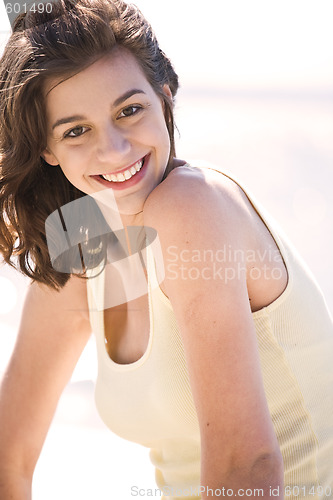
117 172 126 182
102 174 117 181
101 158 144 183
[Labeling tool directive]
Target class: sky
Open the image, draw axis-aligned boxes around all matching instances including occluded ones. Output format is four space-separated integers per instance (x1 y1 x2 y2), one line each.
1 0 333 90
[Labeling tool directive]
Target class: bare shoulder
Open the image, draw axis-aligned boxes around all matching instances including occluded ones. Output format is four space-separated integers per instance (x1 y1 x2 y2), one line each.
145 163 229 206
26 274 90 326
143 163 251 302
13 275 92 370
144 163 251 239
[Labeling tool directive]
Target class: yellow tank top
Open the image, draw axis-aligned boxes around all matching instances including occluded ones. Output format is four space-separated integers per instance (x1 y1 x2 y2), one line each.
86 165 333 499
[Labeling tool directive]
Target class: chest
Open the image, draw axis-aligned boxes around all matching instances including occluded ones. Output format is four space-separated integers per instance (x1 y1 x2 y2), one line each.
100 234 153 364
103 293 150 364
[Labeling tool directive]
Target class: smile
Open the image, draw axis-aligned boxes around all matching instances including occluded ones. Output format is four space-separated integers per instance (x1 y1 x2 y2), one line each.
99 158 144 183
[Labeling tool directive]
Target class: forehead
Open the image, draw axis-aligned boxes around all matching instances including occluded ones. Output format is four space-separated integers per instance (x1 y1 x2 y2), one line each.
45 48 151 102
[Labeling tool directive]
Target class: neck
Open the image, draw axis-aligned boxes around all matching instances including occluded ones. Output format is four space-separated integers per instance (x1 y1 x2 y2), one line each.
119 211 144 229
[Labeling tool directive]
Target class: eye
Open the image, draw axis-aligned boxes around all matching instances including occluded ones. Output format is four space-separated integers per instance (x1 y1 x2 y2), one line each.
118 105 142 118
64 126 89 139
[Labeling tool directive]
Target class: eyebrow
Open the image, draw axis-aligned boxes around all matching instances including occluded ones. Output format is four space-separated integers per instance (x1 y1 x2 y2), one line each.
113 88 146 108
52 115 85 131
51 89 146 131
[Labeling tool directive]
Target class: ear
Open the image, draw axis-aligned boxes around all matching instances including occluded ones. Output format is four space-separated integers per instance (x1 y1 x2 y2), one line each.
41 148 59 166
162 84 172 100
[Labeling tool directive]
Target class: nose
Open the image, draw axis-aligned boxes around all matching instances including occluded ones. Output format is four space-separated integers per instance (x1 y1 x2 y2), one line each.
96 122 131 162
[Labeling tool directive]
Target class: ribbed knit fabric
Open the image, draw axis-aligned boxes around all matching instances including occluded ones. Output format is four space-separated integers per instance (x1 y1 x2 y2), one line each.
86 165 333 499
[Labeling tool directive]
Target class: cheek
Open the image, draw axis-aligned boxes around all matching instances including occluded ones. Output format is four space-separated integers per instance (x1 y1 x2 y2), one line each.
57 155 85 185
149 114 171 150
56 146 86 172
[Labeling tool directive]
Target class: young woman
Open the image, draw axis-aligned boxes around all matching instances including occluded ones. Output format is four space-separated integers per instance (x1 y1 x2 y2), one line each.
0 0 332 498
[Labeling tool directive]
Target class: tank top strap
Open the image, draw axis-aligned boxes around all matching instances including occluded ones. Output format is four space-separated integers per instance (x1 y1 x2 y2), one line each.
145 230 166 292
86 259 106 312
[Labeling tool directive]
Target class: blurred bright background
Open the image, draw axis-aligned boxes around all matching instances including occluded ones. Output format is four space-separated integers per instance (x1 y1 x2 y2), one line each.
0 0 333 498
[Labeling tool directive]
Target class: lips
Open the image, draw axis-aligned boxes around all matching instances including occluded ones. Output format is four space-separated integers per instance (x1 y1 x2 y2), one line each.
91 154 150 191
99 157 145 183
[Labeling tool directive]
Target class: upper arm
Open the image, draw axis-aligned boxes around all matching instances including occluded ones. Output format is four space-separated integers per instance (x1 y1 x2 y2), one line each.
144 168 280 472
0 275 92 477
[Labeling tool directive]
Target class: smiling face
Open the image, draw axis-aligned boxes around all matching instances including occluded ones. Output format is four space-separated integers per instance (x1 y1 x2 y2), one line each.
43 48 172 219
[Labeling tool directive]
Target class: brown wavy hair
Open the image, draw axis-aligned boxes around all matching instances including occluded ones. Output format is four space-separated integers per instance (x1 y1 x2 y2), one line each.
0 0 179 289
